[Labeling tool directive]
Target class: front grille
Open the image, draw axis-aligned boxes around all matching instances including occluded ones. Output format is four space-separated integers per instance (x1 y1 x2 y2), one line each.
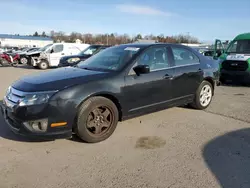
221 60 248 71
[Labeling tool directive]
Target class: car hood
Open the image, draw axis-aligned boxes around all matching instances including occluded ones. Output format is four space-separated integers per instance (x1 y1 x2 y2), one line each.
12 67 110 92
18 51 28 55
26 50 42 56
61 54 90 60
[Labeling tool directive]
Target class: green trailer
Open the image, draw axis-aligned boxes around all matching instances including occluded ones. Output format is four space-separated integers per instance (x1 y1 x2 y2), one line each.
214 33 250 84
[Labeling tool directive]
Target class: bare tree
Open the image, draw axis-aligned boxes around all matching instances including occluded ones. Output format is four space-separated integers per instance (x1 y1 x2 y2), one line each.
42 31 200 45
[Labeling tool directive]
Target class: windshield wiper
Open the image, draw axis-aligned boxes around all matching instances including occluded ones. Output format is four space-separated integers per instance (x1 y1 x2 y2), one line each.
79 67 95 70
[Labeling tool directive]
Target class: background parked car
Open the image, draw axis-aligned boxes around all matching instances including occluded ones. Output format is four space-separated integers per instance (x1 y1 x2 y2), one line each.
58 44 111 67
25 43 53 65
18 47 40 64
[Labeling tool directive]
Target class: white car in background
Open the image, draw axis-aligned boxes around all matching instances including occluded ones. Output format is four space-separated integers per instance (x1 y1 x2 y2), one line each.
31 43 90 69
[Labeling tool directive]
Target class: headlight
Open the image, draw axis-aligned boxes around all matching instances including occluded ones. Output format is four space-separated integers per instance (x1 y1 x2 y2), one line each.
19 91 56 106
6 86 11 96
67 57 80 63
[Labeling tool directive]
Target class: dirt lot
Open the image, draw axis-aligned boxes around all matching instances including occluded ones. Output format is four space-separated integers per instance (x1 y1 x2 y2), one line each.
0 66 250 188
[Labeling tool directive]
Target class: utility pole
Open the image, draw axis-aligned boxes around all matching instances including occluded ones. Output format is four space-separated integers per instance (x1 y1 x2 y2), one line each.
187 32 190 44
82 34 85 43
106 34 109 45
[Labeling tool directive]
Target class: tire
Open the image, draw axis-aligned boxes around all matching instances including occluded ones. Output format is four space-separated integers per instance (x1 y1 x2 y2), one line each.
12 60 18 67
189 80 213 110
219 76 226 85
20 57 28 65
75 96 119 143
38 60 49 70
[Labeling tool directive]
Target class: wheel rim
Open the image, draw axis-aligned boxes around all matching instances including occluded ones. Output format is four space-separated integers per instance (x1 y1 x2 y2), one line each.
21 58 27 64
86 106 113 136
199 85 212 107
41 62 47 69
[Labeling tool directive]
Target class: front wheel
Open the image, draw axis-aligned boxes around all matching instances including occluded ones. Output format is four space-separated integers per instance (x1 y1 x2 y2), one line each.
189 81 213 110
38 60 49 70
75 96 119 143
20 57 28 65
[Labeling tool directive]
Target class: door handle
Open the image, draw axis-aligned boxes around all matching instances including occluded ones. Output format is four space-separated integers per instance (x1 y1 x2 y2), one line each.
61 53 65 55
198 68 203 72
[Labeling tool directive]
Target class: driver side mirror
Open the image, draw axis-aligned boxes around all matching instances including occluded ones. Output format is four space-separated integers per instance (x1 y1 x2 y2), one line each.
133 65 150 76
50 49 54 53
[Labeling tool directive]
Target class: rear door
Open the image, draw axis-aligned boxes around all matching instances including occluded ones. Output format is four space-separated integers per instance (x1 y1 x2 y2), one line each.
170 46 203 100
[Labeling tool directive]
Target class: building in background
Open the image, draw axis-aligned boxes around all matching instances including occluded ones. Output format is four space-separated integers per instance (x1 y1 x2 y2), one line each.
134 39 158 43
0 34 53 48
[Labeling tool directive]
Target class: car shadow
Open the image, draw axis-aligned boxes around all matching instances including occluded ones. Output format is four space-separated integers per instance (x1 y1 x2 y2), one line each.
13 65 37 69
221 82 250 87
203 128 250 188
0 100 53 142
67 134 88 143
14 65 58 70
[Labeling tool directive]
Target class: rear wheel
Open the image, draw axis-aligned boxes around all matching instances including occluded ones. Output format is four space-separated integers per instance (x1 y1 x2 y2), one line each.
190 80 213 110
75 96 119 143
219 76 226 85
38 60 49 70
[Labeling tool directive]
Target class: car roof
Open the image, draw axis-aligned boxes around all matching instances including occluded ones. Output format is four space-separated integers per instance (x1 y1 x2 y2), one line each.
234 32 250 40
116 43 194 50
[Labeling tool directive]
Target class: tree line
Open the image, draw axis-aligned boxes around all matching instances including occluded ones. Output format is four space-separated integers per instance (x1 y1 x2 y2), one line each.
32 31 200 45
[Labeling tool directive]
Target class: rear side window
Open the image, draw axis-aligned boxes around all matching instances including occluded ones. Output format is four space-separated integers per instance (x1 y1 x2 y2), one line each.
172 47 200 66
53 44 64 53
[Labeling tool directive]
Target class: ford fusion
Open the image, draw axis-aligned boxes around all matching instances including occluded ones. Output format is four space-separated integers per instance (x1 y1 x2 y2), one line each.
1 43 219 143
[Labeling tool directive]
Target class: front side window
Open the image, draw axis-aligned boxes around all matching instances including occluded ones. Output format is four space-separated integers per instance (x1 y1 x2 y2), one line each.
227 40 250 54
52 44 64 53
172 47 199 66
77 45 141 71
137 46 170 71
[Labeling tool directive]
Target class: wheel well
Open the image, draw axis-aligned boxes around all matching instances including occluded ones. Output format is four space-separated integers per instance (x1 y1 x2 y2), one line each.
94 94 123 121
204 77 215 95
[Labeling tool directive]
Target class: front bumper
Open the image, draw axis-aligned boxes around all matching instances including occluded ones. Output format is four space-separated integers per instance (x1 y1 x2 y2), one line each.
220 69 250 83
58 60 79 67
0 101 72 140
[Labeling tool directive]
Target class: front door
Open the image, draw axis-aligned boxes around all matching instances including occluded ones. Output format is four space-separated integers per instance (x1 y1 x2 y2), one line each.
170 46 203 100
214 39 226 60
49 44 64 66
123 45 175 114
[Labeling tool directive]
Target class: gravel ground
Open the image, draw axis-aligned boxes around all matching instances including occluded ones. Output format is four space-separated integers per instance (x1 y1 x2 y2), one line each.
0 66 250 188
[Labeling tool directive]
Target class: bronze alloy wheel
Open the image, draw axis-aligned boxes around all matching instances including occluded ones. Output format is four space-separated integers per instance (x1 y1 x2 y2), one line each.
76 96 119 143
86 106 113 136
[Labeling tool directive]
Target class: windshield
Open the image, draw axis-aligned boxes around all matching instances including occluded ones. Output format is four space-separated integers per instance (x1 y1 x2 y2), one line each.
40 44 53 52
227 39 250 54
77 45 141 71
79 46 100 55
